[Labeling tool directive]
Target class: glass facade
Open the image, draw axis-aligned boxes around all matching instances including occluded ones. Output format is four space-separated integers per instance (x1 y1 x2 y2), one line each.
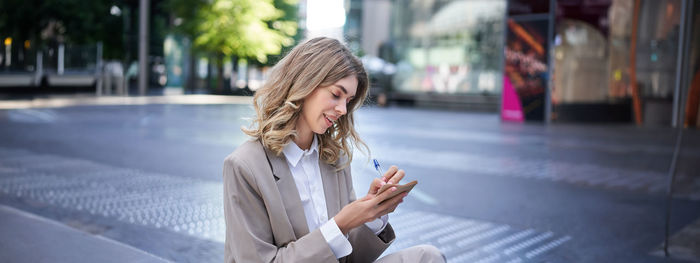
388 0 506 95
551 0 631 122
551 0 695 125
683 1 699 128
351 0 696 125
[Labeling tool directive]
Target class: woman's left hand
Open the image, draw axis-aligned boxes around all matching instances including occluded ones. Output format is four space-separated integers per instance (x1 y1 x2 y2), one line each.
367 165 405 196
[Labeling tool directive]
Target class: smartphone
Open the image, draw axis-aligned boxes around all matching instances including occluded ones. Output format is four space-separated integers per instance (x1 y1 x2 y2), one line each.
376 180 418 202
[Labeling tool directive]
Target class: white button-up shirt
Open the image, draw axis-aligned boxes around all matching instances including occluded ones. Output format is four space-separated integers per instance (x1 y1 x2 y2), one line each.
282 135 388 258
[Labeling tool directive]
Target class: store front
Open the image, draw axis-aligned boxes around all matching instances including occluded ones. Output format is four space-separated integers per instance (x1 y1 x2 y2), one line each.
502 0 698 126
385 0 506 109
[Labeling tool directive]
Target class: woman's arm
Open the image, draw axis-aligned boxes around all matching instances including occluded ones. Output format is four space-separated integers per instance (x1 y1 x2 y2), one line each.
223 155 337 263
338 165 397 263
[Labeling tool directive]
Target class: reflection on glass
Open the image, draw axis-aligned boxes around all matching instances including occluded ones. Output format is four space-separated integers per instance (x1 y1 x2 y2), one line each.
685 2 700 127
553 20 607 103
635 0 681 99
552 0 685 125
390 0 505 95
507 0 550 16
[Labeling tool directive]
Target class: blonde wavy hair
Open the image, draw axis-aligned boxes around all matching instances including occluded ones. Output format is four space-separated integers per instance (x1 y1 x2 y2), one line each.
242 37 369 168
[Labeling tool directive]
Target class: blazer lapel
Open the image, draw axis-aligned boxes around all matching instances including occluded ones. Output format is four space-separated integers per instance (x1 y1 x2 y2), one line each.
319 160 341 218
264 147 310 238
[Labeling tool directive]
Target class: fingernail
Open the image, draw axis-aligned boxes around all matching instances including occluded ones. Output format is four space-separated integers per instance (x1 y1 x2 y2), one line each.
391 187 397 192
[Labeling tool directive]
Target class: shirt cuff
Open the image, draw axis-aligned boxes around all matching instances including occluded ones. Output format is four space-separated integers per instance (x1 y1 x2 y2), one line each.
320 218 353 258
364 214 389 235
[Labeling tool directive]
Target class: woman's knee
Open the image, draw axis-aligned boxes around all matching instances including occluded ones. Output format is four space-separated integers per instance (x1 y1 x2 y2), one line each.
414 245 445 263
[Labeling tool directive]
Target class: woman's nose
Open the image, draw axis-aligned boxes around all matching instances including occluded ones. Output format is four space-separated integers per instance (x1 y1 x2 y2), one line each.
335 101 347 116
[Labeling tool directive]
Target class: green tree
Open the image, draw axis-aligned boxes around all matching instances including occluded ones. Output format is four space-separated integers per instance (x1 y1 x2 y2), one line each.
0 0 125 59
167 0 297 92
263 0 302 66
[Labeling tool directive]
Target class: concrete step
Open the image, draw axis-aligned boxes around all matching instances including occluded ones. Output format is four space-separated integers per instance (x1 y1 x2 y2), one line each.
0 204 169 263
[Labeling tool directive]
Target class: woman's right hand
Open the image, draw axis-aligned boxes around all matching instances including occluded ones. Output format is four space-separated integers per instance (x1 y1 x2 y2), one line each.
333 185 407 235
367 165 405 196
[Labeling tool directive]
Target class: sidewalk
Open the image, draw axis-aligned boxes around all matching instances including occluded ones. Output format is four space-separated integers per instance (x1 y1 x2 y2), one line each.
651 216 700 262
0 204 169 263
0 94 252 109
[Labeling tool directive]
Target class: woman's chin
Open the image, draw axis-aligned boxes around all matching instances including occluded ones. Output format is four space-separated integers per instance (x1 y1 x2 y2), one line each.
314 126 329 134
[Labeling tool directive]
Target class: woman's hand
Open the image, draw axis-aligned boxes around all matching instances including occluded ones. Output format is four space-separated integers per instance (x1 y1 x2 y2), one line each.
334 184 407 235
367 165 406 196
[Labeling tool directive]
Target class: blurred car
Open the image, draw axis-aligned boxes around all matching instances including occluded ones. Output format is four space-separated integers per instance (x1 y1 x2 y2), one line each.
361 55 396 106
125 56 168 92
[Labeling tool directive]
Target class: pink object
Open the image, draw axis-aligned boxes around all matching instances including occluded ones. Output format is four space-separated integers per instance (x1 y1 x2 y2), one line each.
501 75 524 122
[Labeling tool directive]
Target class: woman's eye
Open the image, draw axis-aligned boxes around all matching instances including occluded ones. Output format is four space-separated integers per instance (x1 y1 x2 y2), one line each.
332 93 340 99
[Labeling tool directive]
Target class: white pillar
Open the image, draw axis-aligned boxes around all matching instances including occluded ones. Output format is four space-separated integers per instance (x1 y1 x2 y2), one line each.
58 44 64 75
138 0 150 96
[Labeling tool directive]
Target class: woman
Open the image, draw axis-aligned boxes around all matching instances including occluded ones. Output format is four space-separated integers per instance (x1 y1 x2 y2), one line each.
223 37 444 263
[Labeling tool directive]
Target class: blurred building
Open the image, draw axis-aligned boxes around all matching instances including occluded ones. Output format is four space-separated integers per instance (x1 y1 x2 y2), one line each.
554 0 698 127
502 0 699 126
0 0 168 94
348 0 699 127
347 0 505 110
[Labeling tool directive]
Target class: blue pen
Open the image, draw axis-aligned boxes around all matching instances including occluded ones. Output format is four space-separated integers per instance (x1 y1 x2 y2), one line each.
372 159 384 178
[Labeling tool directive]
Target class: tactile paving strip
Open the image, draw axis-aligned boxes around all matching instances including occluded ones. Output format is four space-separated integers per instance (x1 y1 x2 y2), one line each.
0 147 571 262
0 147 225 240
367 143 683 197
384 210 571 262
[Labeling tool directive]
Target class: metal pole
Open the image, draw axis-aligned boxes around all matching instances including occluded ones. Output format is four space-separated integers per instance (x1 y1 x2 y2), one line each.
58 44 64 75
34 52 43 86
545 0 555 124
138 0 149 96
630 0 642 125
498 0 509 121
4 39 11 68
664 0 693 257
671 0 693 128
96 42 103 95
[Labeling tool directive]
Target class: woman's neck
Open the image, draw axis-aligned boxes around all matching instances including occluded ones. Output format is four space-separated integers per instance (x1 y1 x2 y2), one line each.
293 120 314 150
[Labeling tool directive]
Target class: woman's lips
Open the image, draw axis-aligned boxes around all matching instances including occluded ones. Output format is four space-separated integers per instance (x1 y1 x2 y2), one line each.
323 114 333 127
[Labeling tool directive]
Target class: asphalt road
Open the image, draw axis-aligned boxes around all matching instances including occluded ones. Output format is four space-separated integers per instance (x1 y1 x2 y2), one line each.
1 103 699 262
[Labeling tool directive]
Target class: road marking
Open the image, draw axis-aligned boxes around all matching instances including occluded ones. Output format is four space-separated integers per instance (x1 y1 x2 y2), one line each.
474 253 501 263
420 221 475 240
504 232 554 255
408 188 439 205
525 236 572 259
449 249 481 263
456 225 511 248
7 109 58 123
437 223 493 244
482 229 535 251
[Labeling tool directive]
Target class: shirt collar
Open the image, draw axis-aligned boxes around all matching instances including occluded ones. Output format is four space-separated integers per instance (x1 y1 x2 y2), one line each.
282 135 319 167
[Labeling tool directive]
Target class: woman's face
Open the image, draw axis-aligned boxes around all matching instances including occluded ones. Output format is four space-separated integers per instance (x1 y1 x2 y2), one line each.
297 75 358 136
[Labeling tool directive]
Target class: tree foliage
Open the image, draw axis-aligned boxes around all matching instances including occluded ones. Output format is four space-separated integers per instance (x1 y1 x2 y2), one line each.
167 0 297 63
0 0 123 57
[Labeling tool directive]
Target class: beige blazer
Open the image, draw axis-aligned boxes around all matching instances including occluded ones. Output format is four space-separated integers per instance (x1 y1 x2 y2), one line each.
223 140 395 263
